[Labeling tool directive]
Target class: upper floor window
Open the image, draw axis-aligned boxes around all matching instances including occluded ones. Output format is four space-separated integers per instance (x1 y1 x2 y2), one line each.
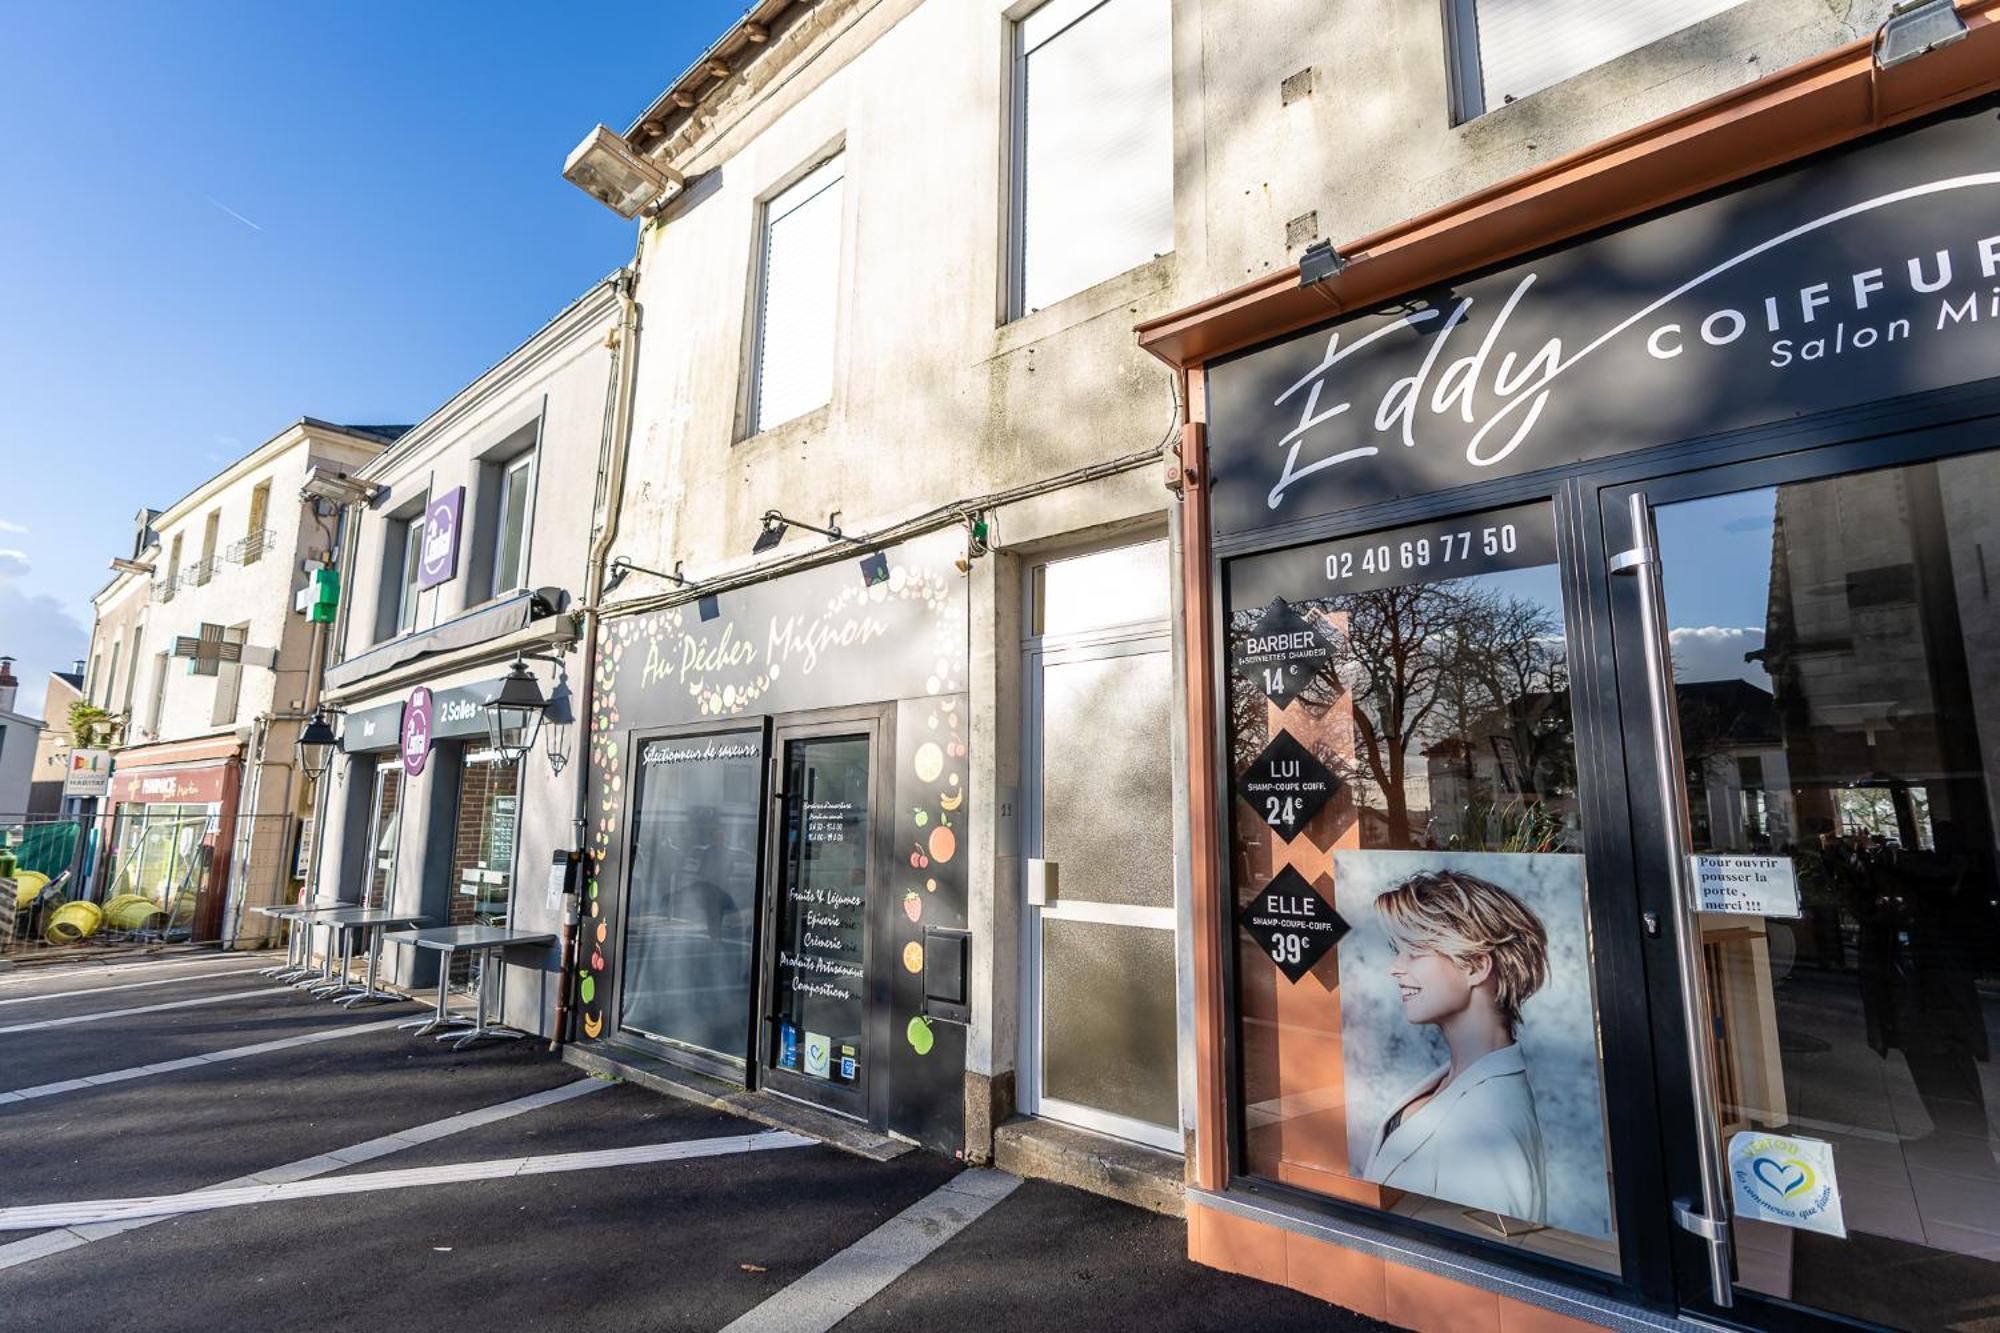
376 507 427 643
1010 0 1173 318
104 638 121 709
194 509 221 587
163 532 184 601
748 153 844 436
242 480 272 564
1445 0 1747 122
491 451 534 595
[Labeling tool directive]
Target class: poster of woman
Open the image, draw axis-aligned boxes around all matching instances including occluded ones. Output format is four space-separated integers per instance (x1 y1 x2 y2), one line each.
1334 850 1614 1239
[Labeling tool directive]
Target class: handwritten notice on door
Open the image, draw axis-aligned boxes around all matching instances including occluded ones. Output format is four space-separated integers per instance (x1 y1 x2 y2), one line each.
1692 854 1801 918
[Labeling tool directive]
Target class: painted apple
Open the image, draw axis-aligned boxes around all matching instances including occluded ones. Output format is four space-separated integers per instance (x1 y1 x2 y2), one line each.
913 808 929 827
928 826 956 865
902 941 925 973
580 976 596 1004
906 1016 934 1055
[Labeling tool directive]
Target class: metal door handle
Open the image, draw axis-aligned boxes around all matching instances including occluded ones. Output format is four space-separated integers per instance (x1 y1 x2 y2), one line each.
1611 491 1734 1309
1026 859 1057 907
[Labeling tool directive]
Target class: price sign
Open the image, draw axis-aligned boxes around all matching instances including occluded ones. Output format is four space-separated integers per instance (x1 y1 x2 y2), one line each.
1233 598 1333 708
1238 731 1339 839
1239 867 1348 982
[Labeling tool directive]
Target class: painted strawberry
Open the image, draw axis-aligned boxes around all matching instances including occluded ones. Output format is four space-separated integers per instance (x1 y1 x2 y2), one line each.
903 891 922 923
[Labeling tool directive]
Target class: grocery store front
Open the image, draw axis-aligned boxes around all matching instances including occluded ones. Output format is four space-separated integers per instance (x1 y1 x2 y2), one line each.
1142 54 2000 1333
101 736 243 943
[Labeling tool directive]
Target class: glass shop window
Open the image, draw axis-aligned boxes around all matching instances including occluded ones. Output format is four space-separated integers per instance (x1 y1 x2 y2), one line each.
1223 500 1617 1272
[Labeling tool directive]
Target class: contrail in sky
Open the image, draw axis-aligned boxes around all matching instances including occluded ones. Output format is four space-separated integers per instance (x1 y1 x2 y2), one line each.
201 193 264 231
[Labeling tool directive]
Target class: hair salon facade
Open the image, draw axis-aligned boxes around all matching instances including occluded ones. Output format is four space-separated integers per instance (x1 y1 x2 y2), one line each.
1142 19 2000 1333
312 279 617 1026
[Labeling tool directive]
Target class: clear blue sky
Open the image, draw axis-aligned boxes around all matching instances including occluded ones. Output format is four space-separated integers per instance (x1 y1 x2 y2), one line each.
0 1 745 718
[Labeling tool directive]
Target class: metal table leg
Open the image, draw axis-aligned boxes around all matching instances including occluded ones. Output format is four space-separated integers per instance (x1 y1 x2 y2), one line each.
448 946 526 1049
339 925 402 1007
313 925 357 997
404 946 473 1036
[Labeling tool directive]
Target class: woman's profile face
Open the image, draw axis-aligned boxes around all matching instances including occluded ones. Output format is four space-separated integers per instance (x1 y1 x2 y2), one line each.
1387 940 1475 1027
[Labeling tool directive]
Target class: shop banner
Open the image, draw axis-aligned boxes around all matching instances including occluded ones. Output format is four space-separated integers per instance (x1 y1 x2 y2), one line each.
62 749 112 799
1208 103 2000 538
109 763 230 806
401 687 433 776
339 701 404 754
1334 849 1614 1238
418 488 464 590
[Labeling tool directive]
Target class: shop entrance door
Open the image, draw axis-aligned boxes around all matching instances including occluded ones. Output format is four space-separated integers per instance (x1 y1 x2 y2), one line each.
759 712 890 1124
1605 436 2000 1330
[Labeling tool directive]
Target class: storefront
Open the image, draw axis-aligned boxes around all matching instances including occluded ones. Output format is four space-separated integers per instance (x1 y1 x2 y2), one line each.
1143 64 2000 1333
101 737 243 942
578 529 972 1152
321 646 574 1021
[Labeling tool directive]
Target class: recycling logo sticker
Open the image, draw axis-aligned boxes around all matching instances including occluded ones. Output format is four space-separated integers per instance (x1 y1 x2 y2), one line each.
1233 598 1333 709
1237 730 1339 839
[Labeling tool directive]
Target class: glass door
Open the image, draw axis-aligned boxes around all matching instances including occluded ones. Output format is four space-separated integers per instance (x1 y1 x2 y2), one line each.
361 763 403 910
1606 441 2000 1329
760 716 887 1123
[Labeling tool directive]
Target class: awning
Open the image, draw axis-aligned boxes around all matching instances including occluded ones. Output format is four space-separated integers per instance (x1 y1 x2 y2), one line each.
323 588 569 694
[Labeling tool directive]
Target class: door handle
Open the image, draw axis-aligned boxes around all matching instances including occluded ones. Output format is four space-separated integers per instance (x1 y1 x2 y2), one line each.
1611 491 1734 1309
1026 859 1058 907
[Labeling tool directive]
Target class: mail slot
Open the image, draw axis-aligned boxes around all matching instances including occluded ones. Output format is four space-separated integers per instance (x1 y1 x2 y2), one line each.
922 927 970 1025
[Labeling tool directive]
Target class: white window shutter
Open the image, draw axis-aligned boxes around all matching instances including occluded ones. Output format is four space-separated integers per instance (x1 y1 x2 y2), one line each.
1017 0 1173 315
1473 0 1747 110
753 156 844 433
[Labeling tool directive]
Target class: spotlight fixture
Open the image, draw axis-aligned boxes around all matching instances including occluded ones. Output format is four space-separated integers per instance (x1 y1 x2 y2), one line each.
1297 239 1346 287
562 124 686 218
606 556 693 595
1874 0 1968 69
753 512 788 554
756 510 859 554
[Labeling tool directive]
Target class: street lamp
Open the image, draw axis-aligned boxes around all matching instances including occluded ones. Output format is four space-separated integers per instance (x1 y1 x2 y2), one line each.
484 657 548 763
296 709 339 786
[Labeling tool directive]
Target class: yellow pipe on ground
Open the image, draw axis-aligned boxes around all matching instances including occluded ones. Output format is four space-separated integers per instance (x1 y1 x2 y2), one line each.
44 900 103 944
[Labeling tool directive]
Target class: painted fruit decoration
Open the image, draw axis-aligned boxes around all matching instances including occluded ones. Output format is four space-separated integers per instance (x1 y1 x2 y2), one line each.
925 877 937 893
912 807 929 827
909 843 930 869
938 788 962 812
913 742 944 783
903 891 922 923
906 1015 935 1055
582 1013 604 1038
902 941 925 973
927 825 956 865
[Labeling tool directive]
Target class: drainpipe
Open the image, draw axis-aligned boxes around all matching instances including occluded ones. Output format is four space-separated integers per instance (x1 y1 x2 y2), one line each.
553 254 644 1051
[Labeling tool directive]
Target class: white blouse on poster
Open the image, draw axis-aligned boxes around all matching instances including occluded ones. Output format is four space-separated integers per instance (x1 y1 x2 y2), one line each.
1361 1042 1549 1224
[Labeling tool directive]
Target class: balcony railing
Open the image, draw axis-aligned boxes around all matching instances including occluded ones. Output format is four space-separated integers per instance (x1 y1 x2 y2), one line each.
225 529 275 565
187 557 217 588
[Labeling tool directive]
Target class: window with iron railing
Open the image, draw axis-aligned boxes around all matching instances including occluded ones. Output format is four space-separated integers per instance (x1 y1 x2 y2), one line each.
225 529 275 565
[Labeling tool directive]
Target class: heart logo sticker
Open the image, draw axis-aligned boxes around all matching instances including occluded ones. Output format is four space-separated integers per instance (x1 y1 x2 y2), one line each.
1751 1155 1812 1199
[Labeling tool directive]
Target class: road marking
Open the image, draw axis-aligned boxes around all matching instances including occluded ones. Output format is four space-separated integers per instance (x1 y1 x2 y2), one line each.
0 1017 411 1104
0 1129 810 1231
0 1077 610 1270
0 967 271 1008
0 988 283 1035
0 953 252 988
719 1169 1021 1333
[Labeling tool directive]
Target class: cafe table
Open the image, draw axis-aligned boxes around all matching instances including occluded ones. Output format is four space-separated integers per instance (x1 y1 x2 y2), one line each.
251 901 357 984
383 924 556 1050
315 907 431 1006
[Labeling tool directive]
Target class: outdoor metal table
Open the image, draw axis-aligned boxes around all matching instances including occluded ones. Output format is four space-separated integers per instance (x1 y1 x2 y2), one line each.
383 925 556 1049
316 907 431 1005
251 902 354 983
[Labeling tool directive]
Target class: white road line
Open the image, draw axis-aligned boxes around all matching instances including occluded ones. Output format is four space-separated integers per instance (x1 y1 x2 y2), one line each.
0 967 273 1008
0 1077 610 1270
0 987 282 1035
0 1017 411 1104
719 1170 1021 1333
0 953 254 988
0 1129 810 1231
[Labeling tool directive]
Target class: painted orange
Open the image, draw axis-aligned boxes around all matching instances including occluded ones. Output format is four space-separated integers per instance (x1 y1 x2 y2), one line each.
1283 1231 1388 1323
1385 1261 1503 1333
1188 1204 1287 1286
1500 1295 1610 1333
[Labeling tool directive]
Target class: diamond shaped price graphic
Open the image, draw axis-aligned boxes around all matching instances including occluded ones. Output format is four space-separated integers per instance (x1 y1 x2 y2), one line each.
1233 598 1332 709
1238 867 1348 983
1237 730 1339 839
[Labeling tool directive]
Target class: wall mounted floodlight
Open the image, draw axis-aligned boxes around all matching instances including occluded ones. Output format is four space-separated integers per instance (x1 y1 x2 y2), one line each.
1874 0 1968 68
752 512 788 554
300 467 382 507
605 556 694 595
759 510 857 549
1297 239 1346 286
564 125 686 219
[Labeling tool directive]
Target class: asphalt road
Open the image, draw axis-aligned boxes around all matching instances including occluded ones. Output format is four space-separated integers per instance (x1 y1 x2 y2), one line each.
0 949 1392 1332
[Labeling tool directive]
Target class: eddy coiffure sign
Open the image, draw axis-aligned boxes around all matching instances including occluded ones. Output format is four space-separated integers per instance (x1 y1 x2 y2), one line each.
1206 102 2000 537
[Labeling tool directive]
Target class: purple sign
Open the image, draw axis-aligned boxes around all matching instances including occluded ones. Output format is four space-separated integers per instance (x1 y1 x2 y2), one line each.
417 487 463 590
401 686 434 776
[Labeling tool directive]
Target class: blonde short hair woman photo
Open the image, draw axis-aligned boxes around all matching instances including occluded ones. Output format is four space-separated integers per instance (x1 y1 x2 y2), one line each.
1359 869 1553 1224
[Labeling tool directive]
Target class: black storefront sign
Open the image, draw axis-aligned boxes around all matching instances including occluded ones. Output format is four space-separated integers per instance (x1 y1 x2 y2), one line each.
1231 598 1333 707
1236 731 1338 839
1238 866 1346 983
339 701 403 754
337 680 505 754
1206 102 2000 537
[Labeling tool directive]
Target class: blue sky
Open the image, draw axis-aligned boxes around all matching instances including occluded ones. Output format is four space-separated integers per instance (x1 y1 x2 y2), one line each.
0 2 744 717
